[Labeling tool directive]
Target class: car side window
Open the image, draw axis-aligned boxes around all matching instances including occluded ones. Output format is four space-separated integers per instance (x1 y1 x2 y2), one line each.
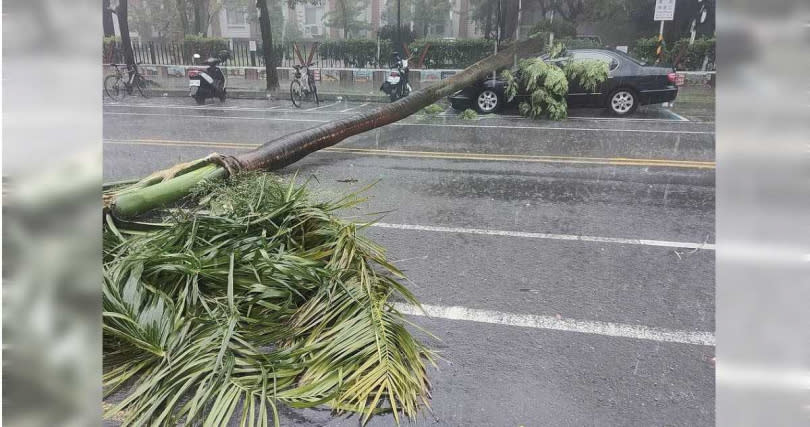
572 52 619 71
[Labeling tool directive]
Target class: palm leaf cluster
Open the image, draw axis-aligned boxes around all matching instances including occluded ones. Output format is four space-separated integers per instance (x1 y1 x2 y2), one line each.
502 42 609 121
103 173 434 426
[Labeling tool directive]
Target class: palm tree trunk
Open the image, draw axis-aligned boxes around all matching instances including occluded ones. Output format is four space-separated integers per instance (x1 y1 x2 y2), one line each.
103 0 115 37
109 36 544 218
257 0 279 90
117 0 136 67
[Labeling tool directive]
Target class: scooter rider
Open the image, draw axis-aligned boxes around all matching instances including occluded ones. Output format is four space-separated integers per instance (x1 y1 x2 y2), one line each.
392 52 409 90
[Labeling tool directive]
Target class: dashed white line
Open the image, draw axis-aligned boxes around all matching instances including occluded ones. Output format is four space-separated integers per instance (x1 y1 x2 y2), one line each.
305 101 342 111
104 111 325 122
393 303 715 346
104 111 715 134
371 222 715 250
340 102 369 112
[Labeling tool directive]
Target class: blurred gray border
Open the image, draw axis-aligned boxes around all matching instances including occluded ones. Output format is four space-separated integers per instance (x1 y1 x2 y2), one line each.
3 0 103 426
716 1 810 426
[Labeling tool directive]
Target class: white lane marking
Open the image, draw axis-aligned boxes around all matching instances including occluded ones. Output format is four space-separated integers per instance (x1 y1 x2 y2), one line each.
371 222 715 250
493 113 687 123
104 111 715 135
406 122 713 134
663 109 690 122
104 111 324 123
340 102 369 112
393 303 715 346
305 101 342 111
104 103 695 124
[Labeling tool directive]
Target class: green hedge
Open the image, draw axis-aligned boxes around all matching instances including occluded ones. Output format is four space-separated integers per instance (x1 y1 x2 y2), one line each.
103 36 120 63
668 37 715 70
317 39 393 68
631 36 715 69
182 35 230 61
408 39 496 68
314 38 496 69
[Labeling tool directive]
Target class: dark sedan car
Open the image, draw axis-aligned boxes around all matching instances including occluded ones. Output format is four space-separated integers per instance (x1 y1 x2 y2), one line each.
449 48 679 116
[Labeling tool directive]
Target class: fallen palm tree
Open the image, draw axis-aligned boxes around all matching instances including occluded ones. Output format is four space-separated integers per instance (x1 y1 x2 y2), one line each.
104 175 434 425
105 36 544 219
104 36 544 425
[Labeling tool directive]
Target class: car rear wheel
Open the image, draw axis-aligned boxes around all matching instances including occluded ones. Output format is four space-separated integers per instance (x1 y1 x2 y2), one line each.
474 89 501 114
607 88 638 116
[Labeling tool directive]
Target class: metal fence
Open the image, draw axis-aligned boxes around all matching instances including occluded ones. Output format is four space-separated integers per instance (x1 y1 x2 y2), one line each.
103 40 359 68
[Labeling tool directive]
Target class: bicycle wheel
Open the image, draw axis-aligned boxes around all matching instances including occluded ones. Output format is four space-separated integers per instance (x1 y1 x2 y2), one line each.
290 80 303 108
135 76 153 98
104 74 123 100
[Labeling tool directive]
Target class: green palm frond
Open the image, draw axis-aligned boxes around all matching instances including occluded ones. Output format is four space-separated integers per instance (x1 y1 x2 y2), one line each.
509 42 606 121
103 173 434 426
564 59 610 93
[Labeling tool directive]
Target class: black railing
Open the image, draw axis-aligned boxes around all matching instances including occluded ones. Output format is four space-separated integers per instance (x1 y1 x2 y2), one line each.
104 40 339 68
104 40 396 69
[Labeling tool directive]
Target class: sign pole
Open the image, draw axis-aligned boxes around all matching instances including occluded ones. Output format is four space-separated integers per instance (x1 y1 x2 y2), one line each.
656 20 665 63
653 0 675 63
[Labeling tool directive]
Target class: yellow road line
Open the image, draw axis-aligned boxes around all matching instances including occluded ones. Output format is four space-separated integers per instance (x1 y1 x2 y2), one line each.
104 138 716 169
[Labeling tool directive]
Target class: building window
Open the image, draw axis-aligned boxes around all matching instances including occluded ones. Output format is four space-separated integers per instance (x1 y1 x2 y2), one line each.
305 7 317 26
226 7 247 26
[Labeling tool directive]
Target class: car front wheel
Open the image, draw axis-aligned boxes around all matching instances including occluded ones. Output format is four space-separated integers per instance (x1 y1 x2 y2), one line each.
608 89 638 116
474 89 501 114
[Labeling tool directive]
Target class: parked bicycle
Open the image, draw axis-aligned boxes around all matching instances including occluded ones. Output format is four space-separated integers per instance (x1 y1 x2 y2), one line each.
104 63 154 100
290 63 319 108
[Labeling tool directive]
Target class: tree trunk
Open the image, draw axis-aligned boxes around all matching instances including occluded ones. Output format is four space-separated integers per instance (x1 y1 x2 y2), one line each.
117 0 136 67
257 0 279 90
193 0 209 36
109 36 544 218
176 0 189 35
483 2 492 39
103 0 115 37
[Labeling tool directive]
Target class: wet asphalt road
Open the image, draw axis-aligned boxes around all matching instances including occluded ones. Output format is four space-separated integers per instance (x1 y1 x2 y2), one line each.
103 90 715 426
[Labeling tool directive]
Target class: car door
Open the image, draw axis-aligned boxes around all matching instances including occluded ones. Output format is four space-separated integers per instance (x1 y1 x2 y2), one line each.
566 51 620 107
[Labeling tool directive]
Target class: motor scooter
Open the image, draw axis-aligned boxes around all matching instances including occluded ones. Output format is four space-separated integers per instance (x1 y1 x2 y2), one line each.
380 52 411 102
188 51 228 105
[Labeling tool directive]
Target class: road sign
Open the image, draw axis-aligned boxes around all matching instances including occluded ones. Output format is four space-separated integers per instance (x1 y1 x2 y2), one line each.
654 0 676 21
249 40 257 52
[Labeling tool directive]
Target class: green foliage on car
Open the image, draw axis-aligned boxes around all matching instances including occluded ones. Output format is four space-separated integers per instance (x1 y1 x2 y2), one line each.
502 42 609 121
